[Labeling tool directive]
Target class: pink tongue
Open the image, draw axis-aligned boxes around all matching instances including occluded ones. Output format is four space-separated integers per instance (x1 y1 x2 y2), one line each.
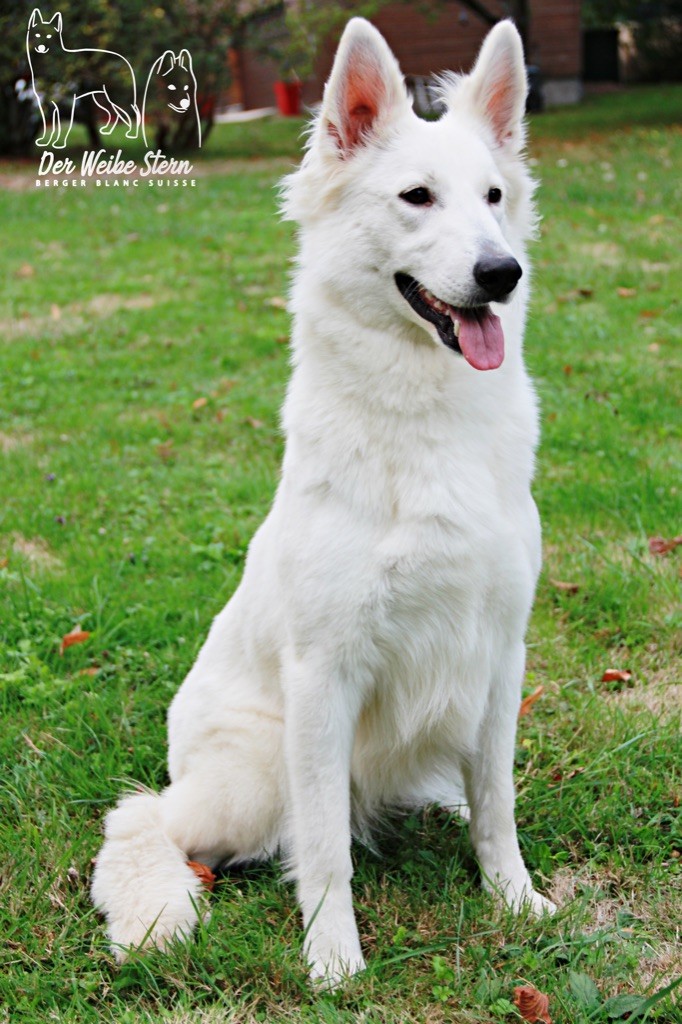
455 309 505 371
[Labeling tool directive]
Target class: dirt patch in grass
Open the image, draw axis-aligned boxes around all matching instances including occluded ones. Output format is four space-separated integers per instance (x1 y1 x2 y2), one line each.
549 866 682 989
610 675 682 720
0 430 34 453
9 533 63 572
0 291 167 342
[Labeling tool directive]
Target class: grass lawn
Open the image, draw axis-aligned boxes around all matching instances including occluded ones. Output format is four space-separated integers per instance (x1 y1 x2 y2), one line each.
1 85 680 1023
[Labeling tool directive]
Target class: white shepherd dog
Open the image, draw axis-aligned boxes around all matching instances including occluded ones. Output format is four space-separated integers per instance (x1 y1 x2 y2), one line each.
92 17 556 986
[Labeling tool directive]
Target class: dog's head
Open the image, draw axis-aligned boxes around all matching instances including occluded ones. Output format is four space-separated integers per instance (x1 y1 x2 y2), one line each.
153 50 197 114
27 9 62 58
282 18 534 371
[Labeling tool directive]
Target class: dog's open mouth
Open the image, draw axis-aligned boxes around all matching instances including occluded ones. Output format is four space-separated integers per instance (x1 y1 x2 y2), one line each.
395 272 504 371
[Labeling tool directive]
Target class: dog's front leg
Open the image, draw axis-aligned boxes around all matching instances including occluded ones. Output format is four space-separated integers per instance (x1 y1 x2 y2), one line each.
34 94 52 146
53 95 77 148
284 652 366 988
464 644 556 917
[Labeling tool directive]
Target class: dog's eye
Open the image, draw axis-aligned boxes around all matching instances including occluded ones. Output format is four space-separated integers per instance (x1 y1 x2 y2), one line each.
400 187 433 206
487 187 503 204
168 84 176 90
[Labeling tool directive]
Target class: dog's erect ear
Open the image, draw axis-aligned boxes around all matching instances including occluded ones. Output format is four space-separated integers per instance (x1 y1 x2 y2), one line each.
321 18 406 156
28 9 42 28
51 11 62 32
177 49 193 73
467 20 527 149
158 49 176 76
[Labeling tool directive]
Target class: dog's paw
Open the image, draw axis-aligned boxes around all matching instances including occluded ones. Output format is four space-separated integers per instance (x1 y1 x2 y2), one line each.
507 887 557 918
527 891 557 917
307 945 366 991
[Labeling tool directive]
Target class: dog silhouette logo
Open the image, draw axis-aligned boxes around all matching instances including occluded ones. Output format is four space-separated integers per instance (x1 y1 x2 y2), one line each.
26 8 140 149
142 49 202 150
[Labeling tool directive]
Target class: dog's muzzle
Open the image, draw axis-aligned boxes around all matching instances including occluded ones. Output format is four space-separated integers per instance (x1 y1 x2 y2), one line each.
395 272 509 371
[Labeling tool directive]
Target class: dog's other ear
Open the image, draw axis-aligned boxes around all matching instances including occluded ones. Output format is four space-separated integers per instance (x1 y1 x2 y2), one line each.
467 20 527 149
51 11 62 32
321 17 406 156
177 49 193 73
28 9 42 28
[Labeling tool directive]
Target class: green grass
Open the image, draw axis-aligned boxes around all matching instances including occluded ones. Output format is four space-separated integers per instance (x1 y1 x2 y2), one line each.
1 86 681 1023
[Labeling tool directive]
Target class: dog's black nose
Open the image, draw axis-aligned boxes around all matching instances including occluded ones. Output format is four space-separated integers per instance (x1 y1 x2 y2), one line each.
473 255 522 302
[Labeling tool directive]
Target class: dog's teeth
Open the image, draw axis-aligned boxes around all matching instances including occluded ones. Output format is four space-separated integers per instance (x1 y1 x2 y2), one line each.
453 318 461 337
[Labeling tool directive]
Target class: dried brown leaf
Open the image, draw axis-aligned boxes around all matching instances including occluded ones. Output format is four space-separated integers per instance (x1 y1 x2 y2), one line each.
649 535 682 556
513 985 552 1024
601 669 633 683
519 685 545 718
59 625 91 655
617 287 636 298
550 579 580 593
187 860 216 891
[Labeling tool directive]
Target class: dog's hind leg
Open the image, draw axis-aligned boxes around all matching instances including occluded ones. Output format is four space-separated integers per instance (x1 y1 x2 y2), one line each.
126 103 141 140
92 714 285 960
93 94 115 136
101 87 140 140
463 644 556 916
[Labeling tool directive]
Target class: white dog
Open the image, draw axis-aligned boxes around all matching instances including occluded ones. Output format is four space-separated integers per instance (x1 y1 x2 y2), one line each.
92 17 555 986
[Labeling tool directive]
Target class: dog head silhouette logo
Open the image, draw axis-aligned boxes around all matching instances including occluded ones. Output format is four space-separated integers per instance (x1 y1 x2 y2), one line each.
27 9 62 58
142 49 202 150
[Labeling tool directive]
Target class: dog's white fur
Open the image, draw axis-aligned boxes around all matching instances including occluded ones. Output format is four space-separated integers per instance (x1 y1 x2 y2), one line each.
91 18 555 985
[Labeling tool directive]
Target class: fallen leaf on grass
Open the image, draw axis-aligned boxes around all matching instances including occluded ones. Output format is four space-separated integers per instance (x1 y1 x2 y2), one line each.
601 669 633 683
265 296 287 310
246 417 263 429
192 397 208 411
617 287 636 298
550 579 580 593
513 985 552 1024
519 685 545 718
59 625 91 655
187 861 216 891
16 263 35 279
649 535 682 555
557 289 592 304
77 667 99 677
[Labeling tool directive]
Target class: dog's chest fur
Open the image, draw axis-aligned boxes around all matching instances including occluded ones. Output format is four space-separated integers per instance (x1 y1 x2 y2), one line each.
274 354 540 761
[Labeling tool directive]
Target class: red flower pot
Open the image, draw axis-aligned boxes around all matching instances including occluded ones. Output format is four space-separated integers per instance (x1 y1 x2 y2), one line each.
274 80 302 116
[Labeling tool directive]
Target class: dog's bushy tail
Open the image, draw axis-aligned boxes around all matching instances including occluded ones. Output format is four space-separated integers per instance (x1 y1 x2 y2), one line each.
91 790 205 961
